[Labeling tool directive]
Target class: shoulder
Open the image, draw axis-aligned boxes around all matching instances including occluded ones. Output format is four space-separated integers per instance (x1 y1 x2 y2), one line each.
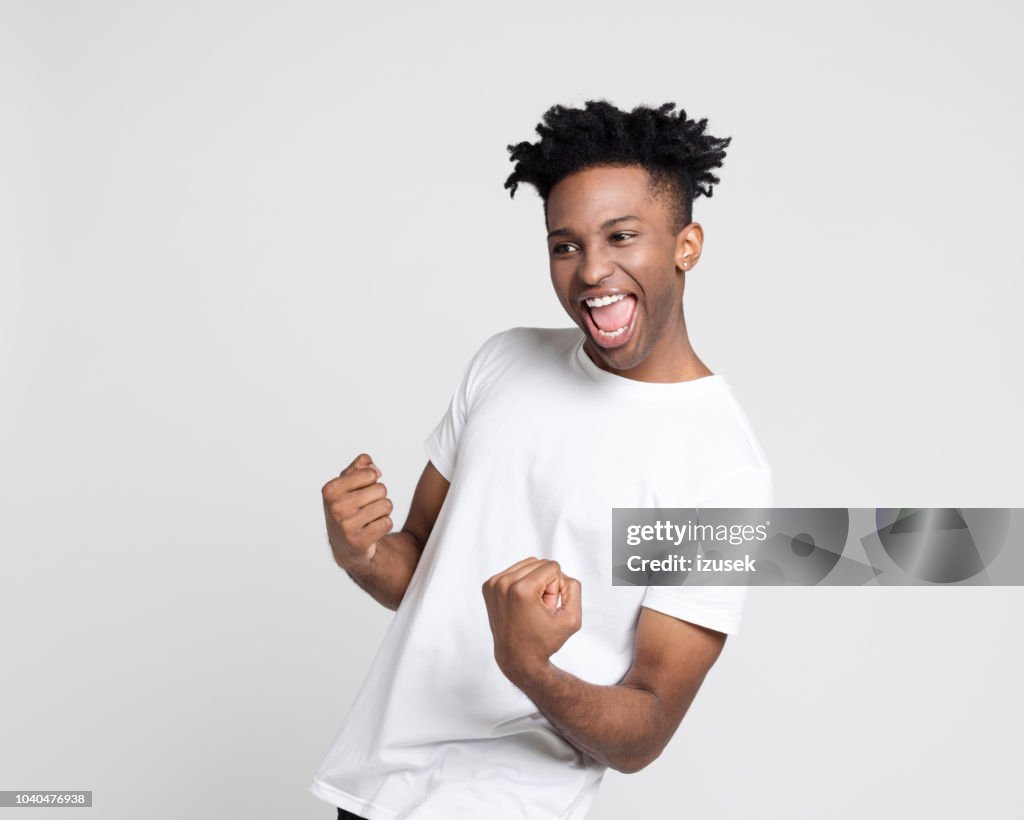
456 326 580 401
713 384 772 473
485 325 580 351
691 381 774 500
471 326 581 368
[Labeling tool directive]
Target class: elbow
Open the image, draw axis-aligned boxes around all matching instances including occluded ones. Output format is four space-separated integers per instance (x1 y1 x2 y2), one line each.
611 757 651 775
610 747 661 775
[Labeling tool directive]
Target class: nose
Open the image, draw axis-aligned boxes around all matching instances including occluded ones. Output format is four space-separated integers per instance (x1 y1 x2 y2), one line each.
576 245 615 287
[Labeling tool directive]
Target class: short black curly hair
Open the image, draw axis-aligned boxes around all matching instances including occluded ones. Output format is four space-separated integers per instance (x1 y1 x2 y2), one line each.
504 99 731 234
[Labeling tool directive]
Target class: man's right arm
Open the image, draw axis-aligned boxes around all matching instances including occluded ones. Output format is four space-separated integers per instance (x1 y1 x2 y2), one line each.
321 453 450 611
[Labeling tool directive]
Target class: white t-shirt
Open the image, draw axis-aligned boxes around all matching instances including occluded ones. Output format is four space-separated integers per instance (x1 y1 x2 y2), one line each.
310 327 773 820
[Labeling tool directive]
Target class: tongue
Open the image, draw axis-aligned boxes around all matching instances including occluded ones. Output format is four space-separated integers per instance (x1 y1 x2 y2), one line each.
590 295 636 331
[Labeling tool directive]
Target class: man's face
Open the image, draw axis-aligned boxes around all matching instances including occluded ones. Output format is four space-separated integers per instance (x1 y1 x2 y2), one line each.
545 164 698 376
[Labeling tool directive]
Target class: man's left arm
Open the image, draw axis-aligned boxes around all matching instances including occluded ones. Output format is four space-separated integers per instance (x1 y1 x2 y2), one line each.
482 558 728 774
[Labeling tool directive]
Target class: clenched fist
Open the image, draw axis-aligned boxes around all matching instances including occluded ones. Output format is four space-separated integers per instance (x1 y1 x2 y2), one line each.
482 557 583 683
322 453 394 568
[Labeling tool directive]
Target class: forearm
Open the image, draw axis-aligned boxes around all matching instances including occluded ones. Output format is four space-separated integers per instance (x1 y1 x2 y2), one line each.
336 530 421 611
509 661 665 773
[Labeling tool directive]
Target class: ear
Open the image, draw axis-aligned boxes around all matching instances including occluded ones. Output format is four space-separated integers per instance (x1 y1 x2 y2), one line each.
674 222 705 272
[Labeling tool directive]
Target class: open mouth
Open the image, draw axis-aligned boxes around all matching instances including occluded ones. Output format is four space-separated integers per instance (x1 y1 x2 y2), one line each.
582 293 638 348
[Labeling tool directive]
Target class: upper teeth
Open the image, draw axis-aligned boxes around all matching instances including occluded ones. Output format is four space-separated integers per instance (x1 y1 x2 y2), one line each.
585 293 626 308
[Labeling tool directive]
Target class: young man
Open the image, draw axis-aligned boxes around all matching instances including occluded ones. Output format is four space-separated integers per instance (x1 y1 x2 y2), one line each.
312 100 774 820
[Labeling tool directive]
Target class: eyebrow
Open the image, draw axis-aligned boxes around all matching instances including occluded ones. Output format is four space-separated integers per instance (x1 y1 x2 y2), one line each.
546 214 642 240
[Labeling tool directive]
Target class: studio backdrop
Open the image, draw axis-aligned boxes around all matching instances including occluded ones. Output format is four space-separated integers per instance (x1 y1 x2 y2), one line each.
1 1 1021 818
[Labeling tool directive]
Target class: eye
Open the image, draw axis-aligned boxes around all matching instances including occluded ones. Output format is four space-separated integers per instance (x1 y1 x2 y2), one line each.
610 232 636 242
552 242 578 255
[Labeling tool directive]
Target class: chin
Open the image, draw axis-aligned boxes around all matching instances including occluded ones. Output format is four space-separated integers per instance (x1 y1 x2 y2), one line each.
588 338 647 373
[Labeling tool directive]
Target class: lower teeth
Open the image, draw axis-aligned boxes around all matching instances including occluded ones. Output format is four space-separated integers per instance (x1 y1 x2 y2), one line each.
597 326 627 338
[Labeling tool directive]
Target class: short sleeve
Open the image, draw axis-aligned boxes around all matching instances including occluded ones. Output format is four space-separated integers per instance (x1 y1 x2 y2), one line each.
640 466 774 635
422 331 506 482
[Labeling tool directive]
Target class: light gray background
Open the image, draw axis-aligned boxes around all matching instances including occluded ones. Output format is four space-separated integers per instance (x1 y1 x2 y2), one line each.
2 1 1022 818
